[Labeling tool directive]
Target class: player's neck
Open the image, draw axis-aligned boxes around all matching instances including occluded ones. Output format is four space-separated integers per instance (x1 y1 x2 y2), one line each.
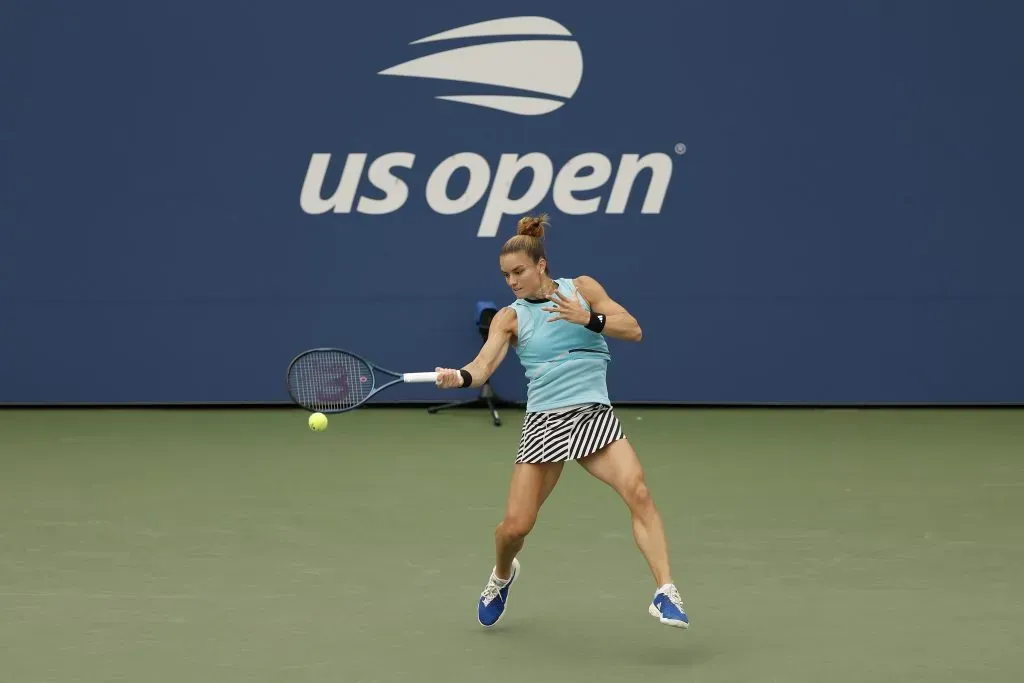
527 277 557 302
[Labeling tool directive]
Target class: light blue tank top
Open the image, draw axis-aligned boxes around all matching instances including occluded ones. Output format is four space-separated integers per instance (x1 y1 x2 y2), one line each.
509 277 611 412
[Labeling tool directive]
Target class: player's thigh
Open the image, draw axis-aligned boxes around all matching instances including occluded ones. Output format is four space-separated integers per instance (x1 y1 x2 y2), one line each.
503 462 564 529
538 461 564 506
576 438 648 502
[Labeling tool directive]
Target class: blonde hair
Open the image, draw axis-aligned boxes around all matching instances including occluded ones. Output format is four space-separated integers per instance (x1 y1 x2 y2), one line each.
500 213 550 274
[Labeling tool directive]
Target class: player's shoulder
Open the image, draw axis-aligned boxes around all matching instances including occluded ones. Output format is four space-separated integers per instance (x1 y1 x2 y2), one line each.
571 274 603 292
492 305 518 330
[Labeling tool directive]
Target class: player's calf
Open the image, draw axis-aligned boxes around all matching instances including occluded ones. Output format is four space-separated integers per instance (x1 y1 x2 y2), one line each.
494 513 533 579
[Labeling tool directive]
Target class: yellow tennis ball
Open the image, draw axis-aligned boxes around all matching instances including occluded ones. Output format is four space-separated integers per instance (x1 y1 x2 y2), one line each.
308 412 328 432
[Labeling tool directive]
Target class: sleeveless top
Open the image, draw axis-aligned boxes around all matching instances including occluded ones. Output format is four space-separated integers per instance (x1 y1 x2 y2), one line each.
508 277 611 412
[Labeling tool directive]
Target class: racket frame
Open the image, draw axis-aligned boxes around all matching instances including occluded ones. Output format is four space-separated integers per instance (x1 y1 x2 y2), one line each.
285 347 437 413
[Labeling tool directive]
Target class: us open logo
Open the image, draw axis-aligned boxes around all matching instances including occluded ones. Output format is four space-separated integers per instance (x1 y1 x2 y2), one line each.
378 16 584 116
299 15 683 237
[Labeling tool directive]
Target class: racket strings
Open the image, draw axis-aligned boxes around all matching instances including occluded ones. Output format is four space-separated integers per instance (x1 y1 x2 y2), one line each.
288 351 373 412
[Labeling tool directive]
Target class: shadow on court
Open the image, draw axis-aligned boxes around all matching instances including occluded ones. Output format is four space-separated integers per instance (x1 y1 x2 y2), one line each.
473 617 718 667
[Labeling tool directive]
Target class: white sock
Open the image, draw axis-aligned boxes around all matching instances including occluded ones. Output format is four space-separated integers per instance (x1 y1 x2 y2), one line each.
492 572 510 587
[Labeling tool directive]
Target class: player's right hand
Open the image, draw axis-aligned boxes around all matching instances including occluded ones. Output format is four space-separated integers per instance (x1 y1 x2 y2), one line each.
434 367 464 389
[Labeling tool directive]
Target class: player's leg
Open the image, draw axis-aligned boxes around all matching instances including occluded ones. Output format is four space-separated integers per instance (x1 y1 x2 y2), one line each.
577 439 671 584
577 438 689 628
495 461 563 578
479 461 563 627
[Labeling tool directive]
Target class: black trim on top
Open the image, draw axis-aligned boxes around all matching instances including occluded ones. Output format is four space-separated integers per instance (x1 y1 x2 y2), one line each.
568 348 610 356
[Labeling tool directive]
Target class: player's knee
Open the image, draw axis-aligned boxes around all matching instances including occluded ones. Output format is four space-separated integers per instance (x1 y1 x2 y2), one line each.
497 513 536 541
625 476 653 512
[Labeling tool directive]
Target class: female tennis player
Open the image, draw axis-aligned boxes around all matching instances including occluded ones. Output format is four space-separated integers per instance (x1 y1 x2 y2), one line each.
434 214 689 630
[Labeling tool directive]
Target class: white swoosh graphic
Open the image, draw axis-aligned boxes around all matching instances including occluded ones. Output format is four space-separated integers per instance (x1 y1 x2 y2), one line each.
379 40 583 99
410 16 572 44
435 95 565 115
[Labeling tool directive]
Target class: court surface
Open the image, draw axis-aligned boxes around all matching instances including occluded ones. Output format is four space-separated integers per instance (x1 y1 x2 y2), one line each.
2 406 1022 683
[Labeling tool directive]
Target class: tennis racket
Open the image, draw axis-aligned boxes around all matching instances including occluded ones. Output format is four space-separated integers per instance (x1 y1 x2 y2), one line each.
286 348 438 413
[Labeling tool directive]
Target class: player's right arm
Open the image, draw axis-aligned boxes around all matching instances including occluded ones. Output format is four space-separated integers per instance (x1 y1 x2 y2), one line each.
435 307 517 389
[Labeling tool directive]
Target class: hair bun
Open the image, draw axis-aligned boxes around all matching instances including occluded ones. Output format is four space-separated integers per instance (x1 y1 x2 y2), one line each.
516 213 549 238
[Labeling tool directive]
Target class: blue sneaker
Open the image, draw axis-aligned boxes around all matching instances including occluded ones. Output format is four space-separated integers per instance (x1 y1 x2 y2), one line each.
649 583 689 628
477 557 520 627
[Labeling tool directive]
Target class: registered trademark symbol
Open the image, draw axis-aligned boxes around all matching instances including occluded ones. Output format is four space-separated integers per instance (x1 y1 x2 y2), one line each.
674 143 687 155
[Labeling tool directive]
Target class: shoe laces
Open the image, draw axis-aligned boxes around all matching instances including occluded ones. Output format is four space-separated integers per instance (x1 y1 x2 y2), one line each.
481 575 505 606
661 584 684 608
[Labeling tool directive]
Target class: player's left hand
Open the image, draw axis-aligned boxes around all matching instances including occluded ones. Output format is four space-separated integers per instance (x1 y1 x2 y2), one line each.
542 289 589 325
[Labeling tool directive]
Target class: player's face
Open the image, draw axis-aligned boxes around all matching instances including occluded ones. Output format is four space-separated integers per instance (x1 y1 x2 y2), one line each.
500 252 547 298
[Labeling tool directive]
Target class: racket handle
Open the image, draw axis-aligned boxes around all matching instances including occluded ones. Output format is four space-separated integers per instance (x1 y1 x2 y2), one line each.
402 372 439 383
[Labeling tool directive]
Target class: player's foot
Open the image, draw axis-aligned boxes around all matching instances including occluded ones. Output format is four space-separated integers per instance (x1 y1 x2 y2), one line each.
477 557 520 627
649 583 689 629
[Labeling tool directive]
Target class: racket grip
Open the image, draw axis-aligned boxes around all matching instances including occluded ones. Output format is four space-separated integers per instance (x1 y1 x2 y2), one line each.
402 372 439 383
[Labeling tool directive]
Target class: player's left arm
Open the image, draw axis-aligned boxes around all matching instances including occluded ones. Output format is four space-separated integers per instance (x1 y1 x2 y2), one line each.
574 275 643 342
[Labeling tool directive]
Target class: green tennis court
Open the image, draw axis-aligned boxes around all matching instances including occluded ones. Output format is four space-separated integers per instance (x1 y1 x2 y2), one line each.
2 407 1022 682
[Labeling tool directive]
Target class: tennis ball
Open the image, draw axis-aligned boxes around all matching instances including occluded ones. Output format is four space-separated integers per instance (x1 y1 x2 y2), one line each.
308 412 328 432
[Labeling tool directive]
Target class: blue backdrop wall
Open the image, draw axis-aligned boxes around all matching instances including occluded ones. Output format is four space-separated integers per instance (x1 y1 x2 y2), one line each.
1 0 1022 405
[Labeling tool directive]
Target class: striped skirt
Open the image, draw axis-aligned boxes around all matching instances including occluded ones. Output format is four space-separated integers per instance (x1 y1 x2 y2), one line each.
515 403 625 464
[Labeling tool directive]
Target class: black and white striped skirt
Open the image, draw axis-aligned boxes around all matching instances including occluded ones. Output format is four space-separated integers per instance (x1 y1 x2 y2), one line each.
515 403 625 464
